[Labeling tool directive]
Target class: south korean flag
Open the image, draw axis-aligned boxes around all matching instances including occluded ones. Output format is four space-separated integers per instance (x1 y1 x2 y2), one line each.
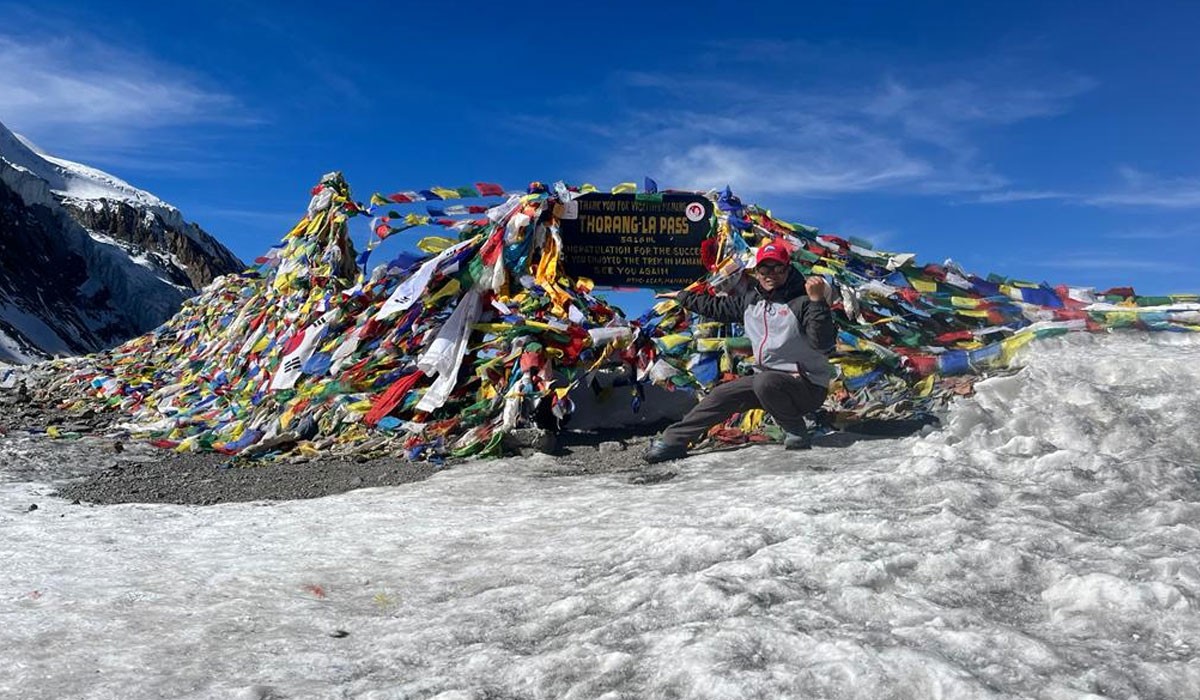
269 308 341 392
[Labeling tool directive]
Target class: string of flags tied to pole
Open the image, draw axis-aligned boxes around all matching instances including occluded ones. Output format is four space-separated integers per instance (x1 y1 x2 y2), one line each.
37 172 1200 461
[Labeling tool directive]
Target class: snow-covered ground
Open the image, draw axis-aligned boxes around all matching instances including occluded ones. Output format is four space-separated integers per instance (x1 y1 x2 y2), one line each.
3 333 1199 699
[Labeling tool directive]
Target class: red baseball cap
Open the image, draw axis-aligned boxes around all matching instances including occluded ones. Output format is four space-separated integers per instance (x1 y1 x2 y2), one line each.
754 242 791 267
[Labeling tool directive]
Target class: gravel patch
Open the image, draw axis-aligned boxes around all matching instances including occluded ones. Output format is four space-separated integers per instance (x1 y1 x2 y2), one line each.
1 382 676 504
52 452 444 506
2 379 917 506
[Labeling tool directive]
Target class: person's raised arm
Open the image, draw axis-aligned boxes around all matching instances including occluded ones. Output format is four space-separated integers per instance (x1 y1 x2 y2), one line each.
801 277 836 355
657 288 746 324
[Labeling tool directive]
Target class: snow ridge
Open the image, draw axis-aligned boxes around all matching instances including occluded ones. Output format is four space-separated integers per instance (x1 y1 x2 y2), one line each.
1 124 167 208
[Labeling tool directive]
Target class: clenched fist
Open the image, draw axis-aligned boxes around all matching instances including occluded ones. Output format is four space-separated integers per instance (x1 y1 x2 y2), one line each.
805 276 828 303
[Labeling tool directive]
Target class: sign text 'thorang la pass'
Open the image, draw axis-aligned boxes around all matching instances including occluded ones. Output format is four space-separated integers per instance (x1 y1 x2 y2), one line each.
557 193 714 288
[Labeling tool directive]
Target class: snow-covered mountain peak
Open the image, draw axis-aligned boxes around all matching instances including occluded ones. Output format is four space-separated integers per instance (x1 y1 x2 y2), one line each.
0 121 169 209
0 119 244 363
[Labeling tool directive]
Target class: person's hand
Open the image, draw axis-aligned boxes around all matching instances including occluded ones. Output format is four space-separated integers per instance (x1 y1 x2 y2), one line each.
655 291 679 299
805 276 828 303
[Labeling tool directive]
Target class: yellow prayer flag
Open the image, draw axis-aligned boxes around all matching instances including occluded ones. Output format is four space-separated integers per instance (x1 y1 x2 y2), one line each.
417 236 457 253
430 186 460 200
652 299 678 315
533 233 571 315
999 331 1035 364
910 278 938 293
739 409 766 432
656 334 692 350
835 361 875 377
425 278 462 305
471 323 515 335
610 182 637 194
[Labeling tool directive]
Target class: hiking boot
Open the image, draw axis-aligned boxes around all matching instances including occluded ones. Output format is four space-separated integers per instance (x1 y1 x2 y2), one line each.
643 438 688 464
783 431 812 450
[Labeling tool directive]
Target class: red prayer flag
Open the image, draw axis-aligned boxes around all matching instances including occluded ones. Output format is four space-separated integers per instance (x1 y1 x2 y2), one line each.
364 371 425 426
934 330 974 344
480 229 504 265
700 239 719 270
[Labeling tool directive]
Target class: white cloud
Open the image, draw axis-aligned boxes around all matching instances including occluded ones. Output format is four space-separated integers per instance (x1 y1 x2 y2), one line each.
1030 254 1190 272
1085 167 1200 209
865 76 1096 146
0 34 251 151
589 85 938 197
969 168 1200 209
653 131 931 196
1104 223 1200 240
973 189 1073 204
567 61 1093 200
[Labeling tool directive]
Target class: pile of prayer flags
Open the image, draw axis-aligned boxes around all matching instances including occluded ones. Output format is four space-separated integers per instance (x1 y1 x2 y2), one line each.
33 174 1198 460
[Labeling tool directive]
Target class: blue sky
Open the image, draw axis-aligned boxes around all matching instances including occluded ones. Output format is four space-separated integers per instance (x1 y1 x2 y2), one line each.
2 0 1198 305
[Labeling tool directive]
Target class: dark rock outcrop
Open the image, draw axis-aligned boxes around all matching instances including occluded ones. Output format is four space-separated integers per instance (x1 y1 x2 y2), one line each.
62 199 244 290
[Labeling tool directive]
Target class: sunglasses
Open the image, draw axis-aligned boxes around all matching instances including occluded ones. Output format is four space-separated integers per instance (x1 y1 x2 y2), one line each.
756 263 788 274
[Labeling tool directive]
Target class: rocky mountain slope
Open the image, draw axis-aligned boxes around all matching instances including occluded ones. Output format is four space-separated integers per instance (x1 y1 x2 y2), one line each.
0 121 244 363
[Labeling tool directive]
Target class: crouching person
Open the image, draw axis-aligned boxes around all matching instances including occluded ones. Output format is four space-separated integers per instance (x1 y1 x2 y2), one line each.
644 243 836 464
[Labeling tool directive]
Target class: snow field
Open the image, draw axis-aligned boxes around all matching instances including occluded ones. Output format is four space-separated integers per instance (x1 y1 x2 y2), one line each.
2 332 1199 699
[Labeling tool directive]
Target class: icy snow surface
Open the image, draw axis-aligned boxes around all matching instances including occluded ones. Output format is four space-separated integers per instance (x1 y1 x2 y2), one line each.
3 333 1199 699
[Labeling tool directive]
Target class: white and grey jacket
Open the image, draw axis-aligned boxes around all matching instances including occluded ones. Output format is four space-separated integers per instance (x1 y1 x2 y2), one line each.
676 273 837 388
